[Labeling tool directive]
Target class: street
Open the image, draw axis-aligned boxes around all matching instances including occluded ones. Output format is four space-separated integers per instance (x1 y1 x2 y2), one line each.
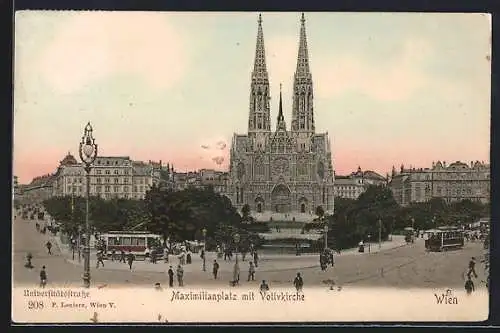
13 217 487 290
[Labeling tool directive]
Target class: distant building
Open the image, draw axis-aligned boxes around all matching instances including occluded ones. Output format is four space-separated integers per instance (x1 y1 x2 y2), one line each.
19 173 55 204
334 167 387 199
389 160 490 206
50 152 169 200
173 169 229 194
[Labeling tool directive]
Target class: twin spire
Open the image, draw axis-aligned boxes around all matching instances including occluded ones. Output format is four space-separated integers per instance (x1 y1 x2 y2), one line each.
249 13 313 134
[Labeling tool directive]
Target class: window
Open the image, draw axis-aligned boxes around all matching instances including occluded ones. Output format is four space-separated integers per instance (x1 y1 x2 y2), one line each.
300 203 305 213
105 170 110 175
124 186 129 192
122 237 132 245
114 178 119 184
97 178 102 183
124 170 129 175
124 178 129 183
96 170 102 175
257 203 262 213
133 186 138 192
114 170 119 175
105 178 110 183
96 186 101 192
105 186 110 192
114 186 119 192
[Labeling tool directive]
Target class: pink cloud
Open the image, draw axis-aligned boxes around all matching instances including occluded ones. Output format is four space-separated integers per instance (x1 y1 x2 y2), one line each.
37 12 189 94
314 38 433 101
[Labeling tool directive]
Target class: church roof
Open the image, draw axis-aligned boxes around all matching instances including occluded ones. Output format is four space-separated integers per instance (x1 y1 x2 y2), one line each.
60 152 78 166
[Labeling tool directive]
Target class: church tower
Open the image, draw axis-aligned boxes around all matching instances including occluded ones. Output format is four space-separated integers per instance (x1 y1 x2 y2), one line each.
248 14 271 137
291 13 315 138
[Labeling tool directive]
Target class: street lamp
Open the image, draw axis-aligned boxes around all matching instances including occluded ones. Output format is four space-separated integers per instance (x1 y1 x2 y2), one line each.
367 234 371 253
323 224 329 250
78 122 98 288
378 219 382 250
202 228 207 272
233 233 240 261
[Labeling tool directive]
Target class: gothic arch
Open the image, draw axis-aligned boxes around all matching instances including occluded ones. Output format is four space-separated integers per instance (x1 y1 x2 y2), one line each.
254 197 265 213
298 197 309 213
271 184 291 213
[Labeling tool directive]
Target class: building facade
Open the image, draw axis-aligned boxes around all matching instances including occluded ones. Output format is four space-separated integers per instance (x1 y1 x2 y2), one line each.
51 152 170 200
174 169 229 194
227 14 335 222
389 160 490 206
16 174 55 204
334 167 387 200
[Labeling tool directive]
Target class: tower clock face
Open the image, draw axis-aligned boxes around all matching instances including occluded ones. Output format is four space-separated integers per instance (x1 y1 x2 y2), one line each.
317 162 325 179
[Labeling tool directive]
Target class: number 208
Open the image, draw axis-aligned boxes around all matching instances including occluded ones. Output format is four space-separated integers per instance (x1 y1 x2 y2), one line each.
28 301 44 310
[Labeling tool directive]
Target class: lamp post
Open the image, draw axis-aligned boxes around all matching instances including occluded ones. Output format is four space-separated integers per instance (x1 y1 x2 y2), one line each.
233 233 240 261
323 224 329 250
367 234 371 253
378 219 382 250
71 193 75 260
202 228 207 272
78 122 98 288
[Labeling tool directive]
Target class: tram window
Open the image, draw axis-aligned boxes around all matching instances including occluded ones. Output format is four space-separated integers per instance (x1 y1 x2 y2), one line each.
108 237 116 245
137 238 146 246
131 238 140 246
122 237 132 245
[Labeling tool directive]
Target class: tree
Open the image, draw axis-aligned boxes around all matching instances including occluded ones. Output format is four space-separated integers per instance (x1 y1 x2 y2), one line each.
315 206 325 219
241 204 251 222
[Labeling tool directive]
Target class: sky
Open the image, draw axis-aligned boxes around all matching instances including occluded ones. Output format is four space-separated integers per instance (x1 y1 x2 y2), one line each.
13 11 491 184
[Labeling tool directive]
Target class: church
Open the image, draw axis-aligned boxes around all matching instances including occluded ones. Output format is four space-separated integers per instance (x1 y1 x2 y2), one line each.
227 13 335 222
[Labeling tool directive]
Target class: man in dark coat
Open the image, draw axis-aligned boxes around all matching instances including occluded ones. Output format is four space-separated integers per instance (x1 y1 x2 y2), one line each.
213 260 220 279
293 272 303 293
167 266 174 287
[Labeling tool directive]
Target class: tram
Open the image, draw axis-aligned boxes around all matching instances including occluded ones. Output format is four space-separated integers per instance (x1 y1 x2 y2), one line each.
424 226 464 252
100 231 163 260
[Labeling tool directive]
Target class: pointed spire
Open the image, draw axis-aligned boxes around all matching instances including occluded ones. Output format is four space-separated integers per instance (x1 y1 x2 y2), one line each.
277 83 284 122
253 13 268 78
276 83 287 131
296 13 311 77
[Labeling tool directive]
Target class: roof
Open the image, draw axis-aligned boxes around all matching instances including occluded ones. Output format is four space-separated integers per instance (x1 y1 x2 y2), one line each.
363 170 386 181
60 152 78 166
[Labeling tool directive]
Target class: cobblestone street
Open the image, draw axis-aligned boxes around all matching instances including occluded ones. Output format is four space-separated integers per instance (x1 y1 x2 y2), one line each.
14 217 487 290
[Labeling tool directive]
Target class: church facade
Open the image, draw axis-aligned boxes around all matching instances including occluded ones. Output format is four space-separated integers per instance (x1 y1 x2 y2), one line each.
227 14 335 221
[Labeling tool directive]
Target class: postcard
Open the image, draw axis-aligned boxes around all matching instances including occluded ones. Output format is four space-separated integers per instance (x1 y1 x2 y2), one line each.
12 10 491 323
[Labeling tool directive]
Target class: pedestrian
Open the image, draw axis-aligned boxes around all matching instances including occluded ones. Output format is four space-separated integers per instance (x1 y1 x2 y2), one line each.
186 251 192 264
46 241 52 255
329 251 334 267
293 272 304 293
167 266 174 287
111 249 116 262
164 247 169 263
260 280 269 294
232 260 240 286
177 265 184 287
468 257 478 279
40 266 47 288
96 251 105 268
320 254 327 271
150 248 157 264
127 250 135 270
213 260 220 279
247 261 255 281
120 250 126 263
465 276 475 295
253 251 259 268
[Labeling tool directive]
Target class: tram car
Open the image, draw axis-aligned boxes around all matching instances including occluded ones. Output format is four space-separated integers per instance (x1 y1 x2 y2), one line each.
424 226 464 252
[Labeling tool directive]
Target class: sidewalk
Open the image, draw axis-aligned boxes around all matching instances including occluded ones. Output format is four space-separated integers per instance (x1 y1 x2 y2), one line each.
53 233 408 274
